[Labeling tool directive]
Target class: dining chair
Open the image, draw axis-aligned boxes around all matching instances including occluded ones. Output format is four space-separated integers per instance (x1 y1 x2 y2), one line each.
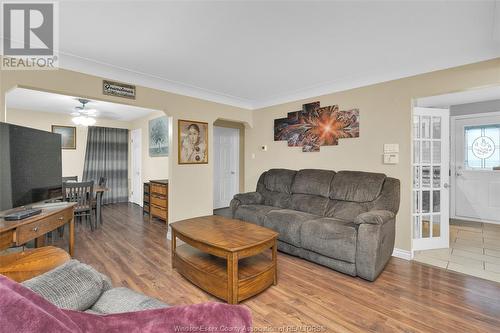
93 177 107 225
62 176 78 182
62 181 95 231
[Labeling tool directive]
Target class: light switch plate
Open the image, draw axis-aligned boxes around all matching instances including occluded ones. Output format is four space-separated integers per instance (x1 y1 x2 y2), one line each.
384 144 399 153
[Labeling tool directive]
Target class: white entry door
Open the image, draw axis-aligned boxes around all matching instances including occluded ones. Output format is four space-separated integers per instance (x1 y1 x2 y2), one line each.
130 128 142 206
213 126 239 209
452 114 500 223
412 107 450 251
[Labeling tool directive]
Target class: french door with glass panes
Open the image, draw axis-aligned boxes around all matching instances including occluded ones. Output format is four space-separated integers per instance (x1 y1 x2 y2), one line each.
412 107 450 250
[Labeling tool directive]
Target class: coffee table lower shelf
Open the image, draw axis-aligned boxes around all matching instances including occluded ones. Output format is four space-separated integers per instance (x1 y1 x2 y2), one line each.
173 244 276 303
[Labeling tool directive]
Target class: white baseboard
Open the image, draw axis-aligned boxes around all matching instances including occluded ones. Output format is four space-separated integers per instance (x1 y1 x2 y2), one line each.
392 248 412 260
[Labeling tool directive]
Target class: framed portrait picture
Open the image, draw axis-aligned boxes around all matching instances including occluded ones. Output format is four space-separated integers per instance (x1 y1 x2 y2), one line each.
52 125 76 149
178 119 208 164
149 116 169 157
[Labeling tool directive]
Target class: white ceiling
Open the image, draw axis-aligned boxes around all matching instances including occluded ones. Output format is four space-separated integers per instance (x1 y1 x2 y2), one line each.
6 88 157 121
416 85 500 108
51 1 500 109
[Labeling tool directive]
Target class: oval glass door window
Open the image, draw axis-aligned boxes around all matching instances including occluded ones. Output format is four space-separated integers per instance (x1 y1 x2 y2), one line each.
472 136 495 159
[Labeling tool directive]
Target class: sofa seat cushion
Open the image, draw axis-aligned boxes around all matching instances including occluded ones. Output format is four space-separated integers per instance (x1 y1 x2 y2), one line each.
262 209 321 246
89 287 168 314
291 194 329 215
301 218 357 263
235 204 280 225
325 200 369 221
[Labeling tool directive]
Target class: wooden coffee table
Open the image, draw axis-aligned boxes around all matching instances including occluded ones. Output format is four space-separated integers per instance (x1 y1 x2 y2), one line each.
170 215 278 304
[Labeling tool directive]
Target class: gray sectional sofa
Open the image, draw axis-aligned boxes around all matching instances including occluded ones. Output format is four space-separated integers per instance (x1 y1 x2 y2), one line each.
230 169 400 281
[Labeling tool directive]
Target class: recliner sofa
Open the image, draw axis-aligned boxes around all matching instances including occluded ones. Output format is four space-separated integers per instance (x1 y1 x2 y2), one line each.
230 169 400 281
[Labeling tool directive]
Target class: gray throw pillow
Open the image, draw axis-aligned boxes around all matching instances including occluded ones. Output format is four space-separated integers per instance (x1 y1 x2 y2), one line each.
90 287 168 314
22 260 111 311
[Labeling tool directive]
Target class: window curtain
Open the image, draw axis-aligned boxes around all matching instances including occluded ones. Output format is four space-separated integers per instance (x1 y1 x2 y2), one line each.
83 126 129 204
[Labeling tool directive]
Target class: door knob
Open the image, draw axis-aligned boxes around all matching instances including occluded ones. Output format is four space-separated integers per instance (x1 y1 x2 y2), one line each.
230 171 235 175
444 183 450 189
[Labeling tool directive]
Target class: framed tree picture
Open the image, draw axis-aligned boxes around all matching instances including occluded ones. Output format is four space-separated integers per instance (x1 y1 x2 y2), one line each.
149 116 169 157
178 119 208 164
52 125 76 149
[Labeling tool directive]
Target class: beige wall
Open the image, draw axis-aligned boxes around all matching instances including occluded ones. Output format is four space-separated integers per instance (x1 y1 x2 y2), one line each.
5 108 130 181
246 58 500 252
130 111 170 183
0 68 253 223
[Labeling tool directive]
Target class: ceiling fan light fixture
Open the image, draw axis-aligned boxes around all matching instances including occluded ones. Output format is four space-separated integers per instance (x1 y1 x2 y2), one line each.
72 115 96 126
71 99 97 126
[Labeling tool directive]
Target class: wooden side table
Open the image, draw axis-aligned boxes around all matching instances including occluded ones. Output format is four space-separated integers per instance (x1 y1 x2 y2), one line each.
0 246 70 282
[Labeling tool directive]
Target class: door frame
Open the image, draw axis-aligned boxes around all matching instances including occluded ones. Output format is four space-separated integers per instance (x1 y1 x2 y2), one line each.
450 111 500 224
213 125 240 209
130 128 142 206
411 107 450 251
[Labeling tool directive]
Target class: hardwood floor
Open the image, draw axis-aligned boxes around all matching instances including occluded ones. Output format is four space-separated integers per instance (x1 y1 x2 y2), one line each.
53 203 500 332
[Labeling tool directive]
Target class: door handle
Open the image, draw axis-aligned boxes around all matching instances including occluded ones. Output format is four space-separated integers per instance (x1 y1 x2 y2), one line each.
444 183 450 189
230 171 235 175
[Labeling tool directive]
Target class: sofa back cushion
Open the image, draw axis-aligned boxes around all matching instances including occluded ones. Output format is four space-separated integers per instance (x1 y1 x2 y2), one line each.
330 171 386 202
291 169 336 197
264 169 297 193
371 177 401 213
256 169 296 209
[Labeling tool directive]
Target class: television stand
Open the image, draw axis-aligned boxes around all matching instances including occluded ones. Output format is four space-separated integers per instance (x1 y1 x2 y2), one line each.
0 203 76 256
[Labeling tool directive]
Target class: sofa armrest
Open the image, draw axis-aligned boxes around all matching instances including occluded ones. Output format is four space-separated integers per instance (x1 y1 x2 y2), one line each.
355 210 396 281
354 210 395 225
230 192 264 218
233 192 264 205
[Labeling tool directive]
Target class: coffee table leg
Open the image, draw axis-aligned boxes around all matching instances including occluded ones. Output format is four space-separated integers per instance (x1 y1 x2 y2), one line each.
171 228 176 269
272 241 278 285
227 252 239 304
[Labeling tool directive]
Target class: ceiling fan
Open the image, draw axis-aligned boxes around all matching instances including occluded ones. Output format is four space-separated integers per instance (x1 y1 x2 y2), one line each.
71 98 97 126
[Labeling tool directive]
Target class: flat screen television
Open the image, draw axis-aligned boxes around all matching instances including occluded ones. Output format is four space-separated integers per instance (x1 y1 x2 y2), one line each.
0 123 62 211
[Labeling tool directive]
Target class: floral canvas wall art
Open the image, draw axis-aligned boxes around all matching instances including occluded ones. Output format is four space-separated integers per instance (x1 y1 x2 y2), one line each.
274 101 359 152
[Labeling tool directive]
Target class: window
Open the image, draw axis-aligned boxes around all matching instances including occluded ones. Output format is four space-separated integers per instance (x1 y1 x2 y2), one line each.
465 125 500 170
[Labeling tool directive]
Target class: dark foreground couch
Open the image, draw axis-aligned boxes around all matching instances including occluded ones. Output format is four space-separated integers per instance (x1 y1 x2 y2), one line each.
230 169 400 281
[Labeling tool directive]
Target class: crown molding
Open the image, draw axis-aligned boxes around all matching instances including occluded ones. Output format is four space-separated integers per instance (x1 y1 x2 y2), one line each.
59 53 254 110
59 52 500 112
251 53 500 110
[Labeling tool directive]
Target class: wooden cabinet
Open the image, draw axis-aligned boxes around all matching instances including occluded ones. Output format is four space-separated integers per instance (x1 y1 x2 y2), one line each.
143 182 150 215
149 180 168 224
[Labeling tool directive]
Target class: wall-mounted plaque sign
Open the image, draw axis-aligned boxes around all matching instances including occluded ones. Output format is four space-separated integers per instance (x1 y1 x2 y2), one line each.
103 80 136 99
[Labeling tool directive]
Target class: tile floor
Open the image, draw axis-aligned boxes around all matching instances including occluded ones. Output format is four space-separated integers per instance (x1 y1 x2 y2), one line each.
414 219 500 283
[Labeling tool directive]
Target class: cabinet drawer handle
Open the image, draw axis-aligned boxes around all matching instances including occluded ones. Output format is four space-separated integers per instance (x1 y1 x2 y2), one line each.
33 226 39 232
